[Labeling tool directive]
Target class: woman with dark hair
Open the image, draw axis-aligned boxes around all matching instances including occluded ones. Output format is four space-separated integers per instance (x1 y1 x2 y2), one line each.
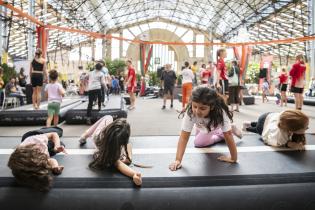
169 86 239 171
17 67 27 88
78 115 142 186
228 61 241 112
30 48 48 110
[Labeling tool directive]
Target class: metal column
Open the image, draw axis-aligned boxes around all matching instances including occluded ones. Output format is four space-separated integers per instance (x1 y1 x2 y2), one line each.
0 4 4 61
27 0 35 60
0 3 8 63
309 0 315 78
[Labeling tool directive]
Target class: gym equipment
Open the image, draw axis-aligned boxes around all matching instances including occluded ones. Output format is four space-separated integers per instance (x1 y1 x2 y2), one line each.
65 95 127 124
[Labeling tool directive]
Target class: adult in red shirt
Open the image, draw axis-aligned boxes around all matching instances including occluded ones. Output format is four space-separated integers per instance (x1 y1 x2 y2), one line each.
289 55 306 110
278 68 288 107
126 60 137 110
216 49 228 96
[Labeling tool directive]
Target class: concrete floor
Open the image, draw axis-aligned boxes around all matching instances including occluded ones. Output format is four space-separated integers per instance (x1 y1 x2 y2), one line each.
0 96 314 137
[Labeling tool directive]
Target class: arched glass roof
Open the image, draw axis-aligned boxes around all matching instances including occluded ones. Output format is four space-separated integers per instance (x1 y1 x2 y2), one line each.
0 0 310 59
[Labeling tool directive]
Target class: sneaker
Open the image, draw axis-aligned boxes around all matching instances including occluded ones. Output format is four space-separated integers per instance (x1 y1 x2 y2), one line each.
161 105 166 110
79 137 87 146
86 118 92 125
170 104 173 108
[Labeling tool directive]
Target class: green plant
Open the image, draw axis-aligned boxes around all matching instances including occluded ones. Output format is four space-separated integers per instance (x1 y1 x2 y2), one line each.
85 61 95 72
136 73 141 83
104 58 126 76
246 62 260 84
148 71 158 86
1 63 16 84
176 74 182 86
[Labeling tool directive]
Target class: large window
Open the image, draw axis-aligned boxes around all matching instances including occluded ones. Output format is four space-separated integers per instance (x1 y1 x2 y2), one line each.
111 33 120 60
182 30 193 57
196 34 204 58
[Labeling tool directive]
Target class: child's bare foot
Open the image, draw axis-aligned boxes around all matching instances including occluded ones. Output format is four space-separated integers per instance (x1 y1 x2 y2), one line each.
52 166 64 175
232 124 243 139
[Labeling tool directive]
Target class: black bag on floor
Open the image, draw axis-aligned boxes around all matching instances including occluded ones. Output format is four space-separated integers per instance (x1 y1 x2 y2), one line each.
21 127 64 156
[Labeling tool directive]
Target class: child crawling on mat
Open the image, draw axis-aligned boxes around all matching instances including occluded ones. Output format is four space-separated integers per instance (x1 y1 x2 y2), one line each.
243 110 309 150
78 115 142 186
8 131 66 191
169 86 241 171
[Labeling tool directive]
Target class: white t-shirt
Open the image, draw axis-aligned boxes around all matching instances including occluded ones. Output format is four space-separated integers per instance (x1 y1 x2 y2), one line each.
20 134 49 156
262 112 290 146
180 68 194 84
181 111 231 133
45 83 63 103
88 70 105 91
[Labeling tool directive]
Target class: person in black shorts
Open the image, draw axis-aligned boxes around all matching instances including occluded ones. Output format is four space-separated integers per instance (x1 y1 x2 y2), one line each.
161 64 177 109
30 48 48 110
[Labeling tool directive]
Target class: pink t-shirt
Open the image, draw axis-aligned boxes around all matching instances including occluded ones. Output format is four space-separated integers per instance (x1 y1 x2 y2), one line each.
45 82 64 103
20 134 49 156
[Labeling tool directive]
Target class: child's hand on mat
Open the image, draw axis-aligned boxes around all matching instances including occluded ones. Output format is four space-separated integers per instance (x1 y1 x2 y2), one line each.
52 165 64 175
55 146 67 154
169 160 182 171
295 143 305 151
133 172 142 186
217 155 237 163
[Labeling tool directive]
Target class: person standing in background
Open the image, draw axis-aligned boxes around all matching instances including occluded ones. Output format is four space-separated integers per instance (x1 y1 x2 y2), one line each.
30 48 48 110
191 61 198 85
161 64 177 109
126 60 137 110
180 61 194 112
289 55 306 110
86 63 106 125
216 49 228 97
278 68 288 107
17 68 27 88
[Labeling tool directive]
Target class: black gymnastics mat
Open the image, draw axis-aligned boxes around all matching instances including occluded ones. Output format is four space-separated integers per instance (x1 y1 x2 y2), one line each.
287 96 315 106
1 134 315 209
65 95 127 124
1 134 315 188
0 98 82 126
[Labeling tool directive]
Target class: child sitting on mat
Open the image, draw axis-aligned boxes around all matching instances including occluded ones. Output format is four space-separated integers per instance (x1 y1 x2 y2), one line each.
243 110 309 150
169 86 239 171
7 131 66 191
78 115 142 186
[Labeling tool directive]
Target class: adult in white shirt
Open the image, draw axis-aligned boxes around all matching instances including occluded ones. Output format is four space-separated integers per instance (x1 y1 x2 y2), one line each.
180 61 194 112
86 63 106 124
